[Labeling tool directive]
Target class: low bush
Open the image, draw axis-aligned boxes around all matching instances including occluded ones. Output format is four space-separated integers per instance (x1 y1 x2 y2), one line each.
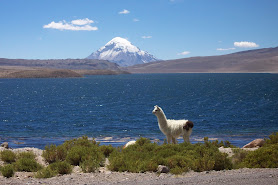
48 161 72 175
15 158 42 172
240 143 278 168
35 167 58 178
42 144 67 164
0 164 15 178
42 136 105 174
232 132 278 168
17 151 36 160
62 136 99 150
0 150 16 163
99 145 116 157
108 137 232 174
80 158 100 173
230 149 250 169
204 137 236 148
265 132 278 145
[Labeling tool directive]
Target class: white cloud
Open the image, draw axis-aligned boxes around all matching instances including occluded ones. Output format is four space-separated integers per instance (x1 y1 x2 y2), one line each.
217 48 236 51
133 18 139 22
43 19 98 31
71 18 94 25
119 9 130 14
142 36 152 39
234 41 259 48
178 51 190 55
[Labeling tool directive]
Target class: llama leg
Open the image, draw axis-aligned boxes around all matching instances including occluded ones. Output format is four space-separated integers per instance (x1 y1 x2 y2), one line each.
172 137 177 144
166 135 172 144
183 135 190 143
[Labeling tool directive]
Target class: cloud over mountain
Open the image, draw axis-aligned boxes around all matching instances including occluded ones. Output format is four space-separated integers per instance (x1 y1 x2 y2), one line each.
234 41 259 48
43 18 98 31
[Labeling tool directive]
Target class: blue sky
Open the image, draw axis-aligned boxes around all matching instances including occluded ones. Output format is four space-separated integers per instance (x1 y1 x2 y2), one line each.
1 0 278 60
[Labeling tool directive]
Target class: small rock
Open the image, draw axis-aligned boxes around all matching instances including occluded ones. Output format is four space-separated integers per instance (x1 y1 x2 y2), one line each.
242 139 265 148
157 165 170 173
1 142 9 149
72 166 82 173
123 140 136 149
105 171 112 175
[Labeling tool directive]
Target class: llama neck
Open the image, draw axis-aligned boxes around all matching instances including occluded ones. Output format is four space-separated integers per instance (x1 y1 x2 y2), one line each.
156 110 168 128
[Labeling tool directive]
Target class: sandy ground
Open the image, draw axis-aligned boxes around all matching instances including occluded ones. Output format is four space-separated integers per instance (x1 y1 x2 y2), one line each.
0 168 277 185
1 147 277 185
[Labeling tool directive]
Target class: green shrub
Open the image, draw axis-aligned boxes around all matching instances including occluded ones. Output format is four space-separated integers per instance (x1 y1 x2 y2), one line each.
99 145 116 157
232 132 278 168
48 161 72 175
231 149 250 169
42 144 67 164
66 145 88 166
204 138 236 148
108 138 232 174
165 155 191 174
0 164 15 178
66 145 104 167
240 144 278 168
15 158 42 172
191 143 232 172
41 136 105 173
62 136 99 150
0 150 16 163
265 132 278 145
42 136 101 165
17 151 36 160
80 158 100 173
35 167 58 178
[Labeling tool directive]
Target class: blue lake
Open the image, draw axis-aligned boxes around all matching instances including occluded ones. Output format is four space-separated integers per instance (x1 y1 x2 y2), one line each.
1 73 278 149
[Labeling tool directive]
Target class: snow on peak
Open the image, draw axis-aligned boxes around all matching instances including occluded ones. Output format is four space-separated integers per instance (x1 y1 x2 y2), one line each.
104 37 139 53
87 37 158 66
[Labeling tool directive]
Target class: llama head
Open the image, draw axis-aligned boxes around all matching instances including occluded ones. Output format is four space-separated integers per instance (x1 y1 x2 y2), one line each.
183 120 194 131
152 105 162 115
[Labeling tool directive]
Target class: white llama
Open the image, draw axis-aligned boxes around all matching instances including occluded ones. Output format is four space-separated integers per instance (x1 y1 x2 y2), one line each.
152 105 194 144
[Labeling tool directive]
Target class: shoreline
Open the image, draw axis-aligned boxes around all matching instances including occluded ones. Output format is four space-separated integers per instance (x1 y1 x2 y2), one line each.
1 134 268 150
0 66 129 78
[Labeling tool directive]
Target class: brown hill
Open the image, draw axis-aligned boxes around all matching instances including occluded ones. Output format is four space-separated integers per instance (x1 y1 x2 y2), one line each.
0 67 82 78
0 58 129 78
125 47 278 73
0 58 121 71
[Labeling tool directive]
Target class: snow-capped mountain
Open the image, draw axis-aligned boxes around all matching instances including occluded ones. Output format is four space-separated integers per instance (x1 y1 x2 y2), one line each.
87 37 158 66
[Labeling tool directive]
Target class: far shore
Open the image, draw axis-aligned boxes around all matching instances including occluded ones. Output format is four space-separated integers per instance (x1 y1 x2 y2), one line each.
0 66 129 78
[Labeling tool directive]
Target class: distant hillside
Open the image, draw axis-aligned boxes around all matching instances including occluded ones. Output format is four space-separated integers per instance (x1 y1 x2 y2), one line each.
0 58 130 78
0 58 121 71
1 68 82 78
125 47 278 73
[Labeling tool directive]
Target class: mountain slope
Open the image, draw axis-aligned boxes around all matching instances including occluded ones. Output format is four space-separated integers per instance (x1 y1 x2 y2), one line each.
125 47 278 73
0 58 121 71
87 37 158 67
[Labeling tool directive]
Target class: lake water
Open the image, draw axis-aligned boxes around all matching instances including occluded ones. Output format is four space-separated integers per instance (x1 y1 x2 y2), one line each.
1 73 278 149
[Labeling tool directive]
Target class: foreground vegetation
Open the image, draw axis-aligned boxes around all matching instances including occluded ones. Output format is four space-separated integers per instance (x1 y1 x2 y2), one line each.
0 133 277 178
